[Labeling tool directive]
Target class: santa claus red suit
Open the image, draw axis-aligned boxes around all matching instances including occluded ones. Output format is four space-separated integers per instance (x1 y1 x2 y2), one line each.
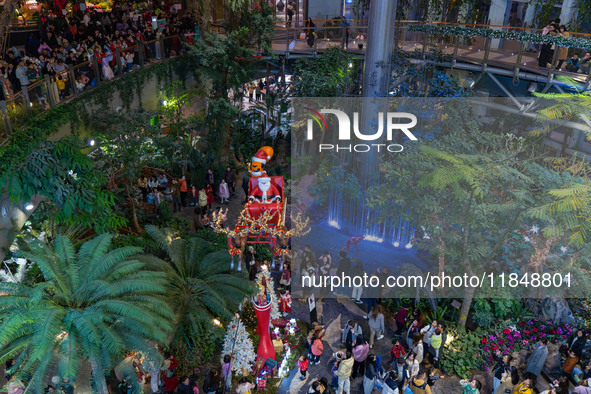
249 176 281 203
279 290 292 315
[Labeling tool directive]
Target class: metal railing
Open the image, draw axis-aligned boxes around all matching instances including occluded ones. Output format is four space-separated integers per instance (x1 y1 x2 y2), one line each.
0 34 186 145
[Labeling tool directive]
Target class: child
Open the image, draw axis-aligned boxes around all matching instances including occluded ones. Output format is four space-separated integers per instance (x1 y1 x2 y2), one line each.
391 339 405 366
125 51 134 72
297 355 308 380
199 187 208 211
204 183 214 212
235 377 254 394
201 212 211 227
189 185 198 206
219 179 230 204
221 354 233 391
279 289 292 317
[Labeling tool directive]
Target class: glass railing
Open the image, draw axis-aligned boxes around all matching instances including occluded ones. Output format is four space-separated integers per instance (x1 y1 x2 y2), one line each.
0 35 181 145
270 20 591 85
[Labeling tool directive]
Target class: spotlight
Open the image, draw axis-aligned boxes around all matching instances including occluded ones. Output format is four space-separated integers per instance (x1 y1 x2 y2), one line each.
89 139 95 146
393 242 400 247
162 100 167 106
25 203 34 211
348 62 353 68
405 243 413 249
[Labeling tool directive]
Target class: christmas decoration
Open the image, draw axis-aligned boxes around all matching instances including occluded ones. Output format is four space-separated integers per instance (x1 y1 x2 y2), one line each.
220 315 256 376
255 266 280 319
409 24 591 51
249 177 281 203
253 300 276 362
249 146 274 177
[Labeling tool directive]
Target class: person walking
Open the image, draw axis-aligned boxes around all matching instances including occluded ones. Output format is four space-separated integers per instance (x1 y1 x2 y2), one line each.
367 304 385 349
179 176 188 207
219 179 230 204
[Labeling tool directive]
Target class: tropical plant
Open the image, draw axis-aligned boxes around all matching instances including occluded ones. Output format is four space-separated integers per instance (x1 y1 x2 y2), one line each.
143 225 255 351
0 233 173 393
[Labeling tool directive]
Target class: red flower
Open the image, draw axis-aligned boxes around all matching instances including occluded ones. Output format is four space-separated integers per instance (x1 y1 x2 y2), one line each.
499 339 505 345
491 343 498 350
524 330 531 336
532 328 539 333
503 328 511 335
482 337 488 345
519 322 526 327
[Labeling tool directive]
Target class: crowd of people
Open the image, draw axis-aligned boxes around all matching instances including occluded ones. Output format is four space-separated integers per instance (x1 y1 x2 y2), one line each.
0 3 198 102
134 166 237 228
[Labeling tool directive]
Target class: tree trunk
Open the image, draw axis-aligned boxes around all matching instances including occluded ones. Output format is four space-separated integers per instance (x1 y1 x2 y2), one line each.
126 184 142 234
90 357 109 394
458 285 475 328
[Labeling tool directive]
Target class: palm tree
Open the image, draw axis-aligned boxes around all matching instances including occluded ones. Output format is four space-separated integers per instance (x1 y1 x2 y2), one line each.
144 225 255 350
0 233 174 393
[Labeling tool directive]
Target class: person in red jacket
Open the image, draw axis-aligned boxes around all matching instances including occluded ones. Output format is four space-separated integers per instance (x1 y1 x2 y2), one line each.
162 351 179 393
390 338 406 366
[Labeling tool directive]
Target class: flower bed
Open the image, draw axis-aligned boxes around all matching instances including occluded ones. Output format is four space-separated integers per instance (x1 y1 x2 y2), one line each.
441 318 574 378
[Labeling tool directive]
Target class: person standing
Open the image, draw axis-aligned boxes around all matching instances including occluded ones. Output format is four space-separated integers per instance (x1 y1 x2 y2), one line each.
556 25 570 70
179 176 188 207
310 333 324 365
410 370 431 394
171 179 181 213
367 304 385 349
336 351 354 394
411 332 424 364
492 353 515 393
363 354 378 394
242 173 250 203
224 166 236 195
305 17 315 48
219 179 230 204
459 378 482 394
420 319 438 359
538 23 556 67
162 352 179 393
341 320 363 353
298 355 309 380
205 168 216 191
525 338 549 377
204 183 214 212
495 368 519 394
394 307 409 336
245 246 257 281
221 354 233 391
351 335 369 379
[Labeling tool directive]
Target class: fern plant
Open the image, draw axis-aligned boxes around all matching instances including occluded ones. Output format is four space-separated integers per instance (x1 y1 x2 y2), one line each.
0 233 173 393
143 225 255 352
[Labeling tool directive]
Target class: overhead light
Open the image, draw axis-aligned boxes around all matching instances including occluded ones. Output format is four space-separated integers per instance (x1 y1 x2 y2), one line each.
89 139 95 146
162 100 167 106
25 203 34 211
348 62 353 68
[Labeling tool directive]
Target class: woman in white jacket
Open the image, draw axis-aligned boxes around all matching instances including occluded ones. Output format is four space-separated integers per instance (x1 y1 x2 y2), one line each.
411 332 424 364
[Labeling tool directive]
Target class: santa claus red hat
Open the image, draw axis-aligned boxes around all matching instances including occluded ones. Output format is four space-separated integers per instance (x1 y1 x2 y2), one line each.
252 146 273 164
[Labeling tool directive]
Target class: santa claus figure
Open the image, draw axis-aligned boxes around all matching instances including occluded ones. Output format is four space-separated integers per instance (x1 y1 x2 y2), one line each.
249 176 281 203
279 289 292 316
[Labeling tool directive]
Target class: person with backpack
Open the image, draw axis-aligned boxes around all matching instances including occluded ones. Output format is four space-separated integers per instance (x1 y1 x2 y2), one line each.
410 370 431 394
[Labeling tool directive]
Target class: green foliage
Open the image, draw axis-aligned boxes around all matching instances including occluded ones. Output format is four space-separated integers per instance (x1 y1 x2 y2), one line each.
0 233 173 391
292 47 356 97
193 228 229 249
187 30 255 97
439 325 486 378
143 226 256 352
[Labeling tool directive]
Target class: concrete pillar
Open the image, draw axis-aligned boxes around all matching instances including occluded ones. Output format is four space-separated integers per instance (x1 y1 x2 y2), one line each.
523 3 536 28
560 0 576 27
362 0 397 97
488 0 508 48
360 0 397 180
